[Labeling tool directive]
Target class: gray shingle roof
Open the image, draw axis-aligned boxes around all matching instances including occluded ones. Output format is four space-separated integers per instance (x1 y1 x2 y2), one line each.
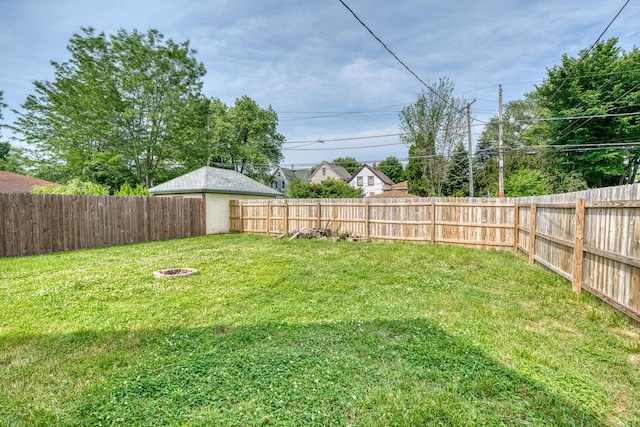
310 161 352 182
149 166 282 197
276 167 311 182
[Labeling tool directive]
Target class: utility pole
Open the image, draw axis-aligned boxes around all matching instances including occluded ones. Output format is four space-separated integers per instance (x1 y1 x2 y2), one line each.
498 84 504 198
466 99 476 197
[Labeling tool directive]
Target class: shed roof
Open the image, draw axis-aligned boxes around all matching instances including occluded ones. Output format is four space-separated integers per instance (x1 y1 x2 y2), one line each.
0 171 61 193
149 166 282 197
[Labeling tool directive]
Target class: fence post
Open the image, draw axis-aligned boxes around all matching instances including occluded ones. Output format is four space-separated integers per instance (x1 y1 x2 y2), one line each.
283 201 288 233
513 203 519 253
364 201 370 240
573 198 585 294
238 201 244 233
528 203 537 265
430 202 436 244
317 201 322 228
266 201 271 236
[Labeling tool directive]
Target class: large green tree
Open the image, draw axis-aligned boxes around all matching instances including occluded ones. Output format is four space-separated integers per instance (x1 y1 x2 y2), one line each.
377 156 404 183
473 95 586 196
535 38 640 187
443 142 469 196
172 96 285 183
16 27 206 188
475 98 544 167
215 96 284 180
0 91 27 173
332 157 361 175
400 78 467 196
285 178 363 199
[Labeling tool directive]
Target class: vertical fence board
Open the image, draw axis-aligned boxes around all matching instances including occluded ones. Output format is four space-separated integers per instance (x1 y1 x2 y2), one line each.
573 198 585 294
529 204 537 265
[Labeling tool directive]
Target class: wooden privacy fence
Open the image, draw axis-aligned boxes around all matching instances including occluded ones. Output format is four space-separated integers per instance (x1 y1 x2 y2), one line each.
230 198 517 250
230 193 640 323
0 193 206 257
517 198 640 323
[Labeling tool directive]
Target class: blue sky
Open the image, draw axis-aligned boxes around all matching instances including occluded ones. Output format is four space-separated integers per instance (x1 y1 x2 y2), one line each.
1 0 638 168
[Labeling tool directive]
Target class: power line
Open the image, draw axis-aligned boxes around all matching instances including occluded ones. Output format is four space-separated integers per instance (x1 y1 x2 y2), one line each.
204 139 640 171
283 141 405 151
281 133 402 144
544 0 630 105
338 0 485 124
521 110 640 122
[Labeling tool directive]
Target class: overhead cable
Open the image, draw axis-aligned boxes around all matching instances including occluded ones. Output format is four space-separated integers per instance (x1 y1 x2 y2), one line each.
544 0 630 105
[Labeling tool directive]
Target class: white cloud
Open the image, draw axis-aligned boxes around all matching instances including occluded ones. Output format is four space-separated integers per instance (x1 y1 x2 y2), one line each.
1 0 637 166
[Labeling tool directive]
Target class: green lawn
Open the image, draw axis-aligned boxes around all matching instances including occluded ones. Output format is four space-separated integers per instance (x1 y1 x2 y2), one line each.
0 234 638 426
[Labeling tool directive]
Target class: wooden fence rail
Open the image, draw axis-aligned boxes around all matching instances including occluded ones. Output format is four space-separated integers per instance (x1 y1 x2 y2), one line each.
230 193 640 323
0 193 206 257
230 198 518 250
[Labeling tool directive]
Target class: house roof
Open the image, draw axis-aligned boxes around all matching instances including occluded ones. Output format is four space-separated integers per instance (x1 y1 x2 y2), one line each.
390 181 408 190
275 167 311 182
0 171 61 193
310 161 352 182
350 164 394 185
149 166 282 197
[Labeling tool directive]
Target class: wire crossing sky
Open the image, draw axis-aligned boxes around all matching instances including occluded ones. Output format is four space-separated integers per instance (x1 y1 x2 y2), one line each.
1 0 638 167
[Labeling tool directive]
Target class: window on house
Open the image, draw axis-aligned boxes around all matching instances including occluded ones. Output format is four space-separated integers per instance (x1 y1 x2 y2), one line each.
368 176 374 186
281 181 286 190
322 167 326 176
357 176 363 186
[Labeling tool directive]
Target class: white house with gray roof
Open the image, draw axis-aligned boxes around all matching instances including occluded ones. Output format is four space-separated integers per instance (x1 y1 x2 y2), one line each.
149 166 282 234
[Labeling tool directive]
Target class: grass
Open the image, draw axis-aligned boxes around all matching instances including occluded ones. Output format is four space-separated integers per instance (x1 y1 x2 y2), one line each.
0 234 638 426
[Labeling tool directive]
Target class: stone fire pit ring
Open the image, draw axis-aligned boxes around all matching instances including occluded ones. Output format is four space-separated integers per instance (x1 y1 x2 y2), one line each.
154 268 198 279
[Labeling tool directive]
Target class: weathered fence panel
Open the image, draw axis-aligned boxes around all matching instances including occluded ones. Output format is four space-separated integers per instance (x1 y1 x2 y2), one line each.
231 185 640 323
229 198 517 248
516 184 640 323
0 193 206 257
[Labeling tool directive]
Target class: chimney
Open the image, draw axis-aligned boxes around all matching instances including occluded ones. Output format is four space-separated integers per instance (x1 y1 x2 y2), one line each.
372 162 377 168
290 164 295 171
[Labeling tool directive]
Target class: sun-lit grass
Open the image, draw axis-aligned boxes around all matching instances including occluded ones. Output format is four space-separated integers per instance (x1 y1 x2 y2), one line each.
0 234 638 426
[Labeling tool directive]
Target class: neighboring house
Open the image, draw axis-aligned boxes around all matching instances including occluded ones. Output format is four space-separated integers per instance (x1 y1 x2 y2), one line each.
308 160 352 184
348 164 394 197
0 171 61 193
380 181 410 194
149 166 282 234
271 165 311 193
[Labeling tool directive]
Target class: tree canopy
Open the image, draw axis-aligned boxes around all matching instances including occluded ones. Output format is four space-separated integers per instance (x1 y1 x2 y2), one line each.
332 157 361 175
443 142 469 197
16 28 206 188
285 178 363 199
401 78 467 196
534 38 640 187
14 28 287 190
377 156 404 183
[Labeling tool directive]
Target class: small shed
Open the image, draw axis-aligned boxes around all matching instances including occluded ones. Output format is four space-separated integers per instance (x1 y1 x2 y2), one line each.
149 166 282 234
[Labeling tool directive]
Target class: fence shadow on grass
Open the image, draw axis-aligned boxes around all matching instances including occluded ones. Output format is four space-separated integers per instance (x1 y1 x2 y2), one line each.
2 319 605 426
